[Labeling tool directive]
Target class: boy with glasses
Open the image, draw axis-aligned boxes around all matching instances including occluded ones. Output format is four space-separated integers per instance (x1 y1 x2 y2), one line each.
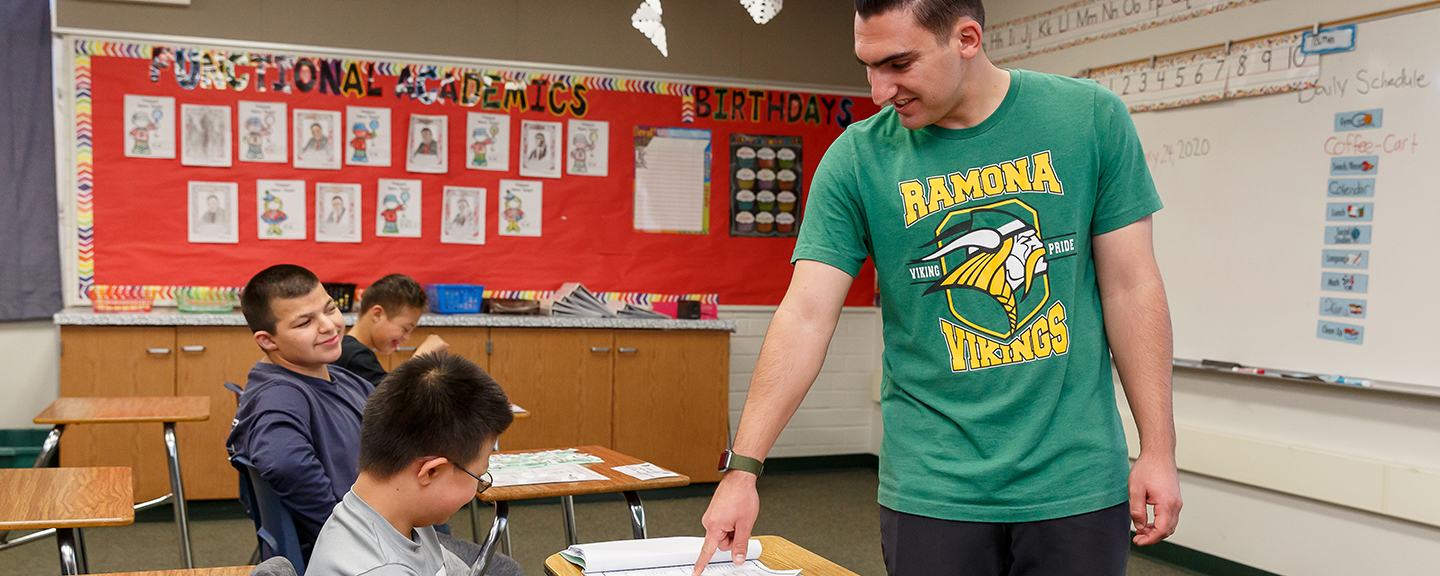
307 351 522 576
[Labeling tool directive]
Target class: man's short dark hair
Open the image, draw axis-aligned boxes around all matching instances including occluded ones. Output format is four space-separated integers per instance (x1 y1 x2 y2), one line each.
241 264 323 334
358 352 514 478
359 274 429 317
856 0 985 40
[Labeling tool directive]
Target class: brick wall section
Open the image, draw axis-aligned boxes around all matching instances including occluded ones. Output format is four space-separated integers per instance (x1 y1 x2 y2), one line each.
719 306 884 458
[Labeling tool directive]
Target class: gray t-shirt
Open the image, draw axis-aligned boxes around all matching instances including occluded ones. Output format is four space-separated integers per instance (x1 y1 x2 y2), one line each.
307 490 471 576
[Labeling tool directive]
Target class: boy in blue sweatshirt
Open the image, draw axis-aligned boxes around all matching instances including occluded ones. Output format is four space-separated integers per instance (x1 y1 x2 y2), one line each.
227 264 373 563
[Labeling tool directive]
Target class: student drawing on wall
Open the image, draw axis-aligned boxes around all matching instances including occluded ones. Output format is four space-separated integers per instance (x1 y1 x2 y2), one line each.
502 191 524 232
301 122 333 162
326 195 347 225
571 132 596 173
470 126 496 167
412 127 439 159
130 110 161 155
524 131 549 168
380 193 409 234
242 115 274 160
351 121 377 162
448 197 475 235
260 192 288 236
200 194 228 230
186 109 225 160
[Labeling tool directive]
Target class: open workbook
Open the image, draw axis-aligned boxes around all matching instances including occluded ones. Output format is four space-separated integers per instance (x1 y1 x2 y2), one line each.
558 537 801 575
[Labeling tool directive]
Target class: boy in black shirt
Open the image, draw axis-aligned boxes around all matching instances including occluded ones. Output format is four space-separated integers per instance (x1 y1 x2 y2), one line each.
333 274 448 385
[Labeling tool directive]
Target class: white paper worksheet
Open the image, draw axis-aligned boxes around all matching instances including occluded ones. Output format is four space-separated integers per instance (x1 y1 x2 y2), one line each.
489 464 607 488
590 560 800 576
611 463 680 481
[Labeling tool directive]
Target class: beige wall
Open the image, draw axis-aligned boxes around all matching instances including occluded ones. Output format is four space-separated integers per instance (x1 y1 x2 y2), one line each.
56 0 869 89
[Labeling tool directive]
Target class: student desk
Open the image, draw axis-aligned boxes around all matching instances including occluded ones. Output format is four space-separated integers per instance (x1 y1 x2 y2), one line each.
542 535 861 576
0 467 134 575
32 396 210 569
476 445 689 569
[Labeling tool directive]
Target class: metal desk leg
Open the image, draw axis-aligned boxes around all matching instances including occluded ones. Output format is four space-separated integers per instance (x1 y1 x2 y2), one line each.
34 425 64 468
623 491 647 539
74 527 89 574
499 519 511 556
469 498 483 544
56 527 84 575
162 422 194 568
561 495 579 546
472 501 509 576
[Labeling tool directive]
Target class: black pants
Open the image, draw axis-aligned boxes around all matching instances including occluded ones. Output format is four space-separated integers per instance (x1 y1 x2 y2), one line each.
880 503 1130 576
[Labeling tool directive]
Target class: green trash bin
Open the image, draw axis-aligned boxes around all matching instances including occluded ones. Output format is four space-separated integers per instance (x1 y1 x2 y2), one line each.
0 429 52 468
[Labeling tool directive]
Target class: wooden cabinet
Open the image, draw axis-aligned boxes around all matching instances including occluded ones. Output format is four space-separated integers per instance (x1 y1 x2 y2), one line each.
59 326 178 502
174 327 263 500
488 328 614 450
58 322 730 499
613 330 729 483
381 327 489 371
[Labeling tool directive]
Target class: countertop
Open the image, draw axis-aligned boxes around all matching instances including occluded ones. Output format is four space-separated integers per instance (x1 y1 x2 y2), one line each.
53 308 736 332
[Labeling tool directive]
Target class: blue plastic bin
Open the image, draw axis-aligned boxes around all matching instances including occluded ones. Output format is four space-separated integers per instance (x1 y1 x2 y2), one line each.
426 284 485 314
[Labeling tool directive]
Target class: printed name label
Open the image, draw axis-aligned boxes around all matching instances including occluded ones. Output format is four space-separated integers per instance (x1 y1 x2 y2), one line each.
1324 225 1372 245
1333 108 1383 131
1321 272 1368 293
1317 320 1364 344
1325 202 1372 221
1320 249 1367 269
1329 155 1379 176
1319 297 1366 319
1327 178 1375 198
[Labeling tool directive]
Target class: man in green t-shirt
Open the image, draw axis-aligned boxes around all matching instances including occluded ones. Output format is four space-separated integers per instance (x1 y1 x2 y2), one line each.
694 1 1180 575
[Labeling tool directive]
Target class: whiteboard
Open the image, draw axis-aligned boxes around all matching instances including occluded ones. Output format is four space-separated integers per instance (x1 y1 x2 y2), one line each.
1136 10 1440 387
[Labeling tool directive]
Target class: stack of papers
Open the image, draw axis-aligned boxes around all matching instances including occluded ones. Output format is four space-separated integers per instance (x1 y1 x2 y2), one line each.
560 537 799 575
547 283 616 318
615 302 669 319
489 448 604 471
489 464 608 488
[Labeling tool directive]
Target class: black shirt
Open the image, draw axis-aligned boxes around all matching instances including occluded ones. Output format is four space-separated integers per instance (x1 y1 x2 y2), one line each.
331 335 387 386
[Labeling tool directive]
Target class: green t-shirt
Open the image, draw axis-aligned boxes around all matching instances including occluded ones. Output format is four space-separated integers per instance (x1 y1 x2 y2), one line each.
793 69 1162 522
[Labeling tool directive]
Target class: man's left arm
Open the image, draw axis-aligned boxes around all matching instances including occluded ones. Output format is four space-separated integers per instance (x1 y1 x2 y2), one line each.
1092 215 1181 546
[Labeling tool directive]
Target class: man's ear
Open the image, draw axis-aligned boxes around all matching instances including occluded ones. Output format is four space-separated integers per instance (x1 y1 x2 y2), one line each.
368 305 387 323
254 330 280 352
416 457 449 487
953 18 984 59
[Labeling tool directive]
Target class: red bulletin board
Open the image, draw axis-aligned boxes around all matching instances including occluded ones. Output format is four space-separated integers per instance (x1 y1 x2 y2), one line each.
71 40 881 306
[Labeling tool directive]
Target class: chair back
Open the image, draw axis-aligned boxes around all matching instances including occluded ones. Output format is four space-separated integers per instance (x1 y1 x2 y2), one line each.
233 454 306 575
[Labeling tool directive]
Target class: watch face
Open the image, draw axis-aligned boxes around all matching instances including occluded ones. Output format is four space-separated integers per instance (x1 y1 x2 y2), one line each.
717 450 731 471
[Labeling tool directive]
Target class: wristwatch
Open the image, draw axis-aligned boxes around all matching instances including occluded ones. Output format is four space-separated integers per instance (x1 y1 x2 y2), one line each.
718 449 764 477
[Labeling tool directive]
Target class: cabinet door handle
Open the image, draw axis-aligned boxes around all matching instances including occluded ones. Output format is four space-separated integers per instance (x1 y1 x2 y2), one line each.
396 347 417 352
146 348 172 355
591 347 611 353
181 345 205 352
618 347 638 354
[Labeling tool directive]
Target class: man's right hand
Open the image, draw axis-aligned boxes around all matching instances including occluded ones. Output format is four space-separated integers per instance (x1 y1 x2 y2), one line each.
692 471 761 575
414 334 450 356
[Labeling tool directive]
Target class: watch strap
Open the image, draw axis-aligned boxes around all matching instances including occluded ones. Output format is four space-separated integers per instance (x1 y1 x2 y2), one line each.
721 450 764 477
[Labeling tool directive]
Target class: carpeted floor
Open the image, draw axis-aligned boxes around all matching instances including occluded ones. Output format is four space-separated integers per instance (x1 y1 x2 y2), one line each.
0 468 1198 576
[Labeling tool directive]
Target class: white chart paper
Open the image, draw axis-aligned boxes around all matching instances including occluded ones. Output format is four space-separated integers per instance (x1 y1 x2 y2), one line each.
634 127 711 233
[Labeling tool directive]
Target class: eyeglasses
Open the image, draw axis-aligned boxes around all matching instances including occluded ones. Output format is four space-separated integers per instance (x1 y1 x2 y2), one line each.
454 462 494 494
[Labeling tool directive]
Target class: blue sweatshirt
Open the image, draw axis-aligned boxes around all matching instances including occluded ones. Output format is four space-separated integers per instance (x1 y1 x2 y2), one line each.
226 362 373 558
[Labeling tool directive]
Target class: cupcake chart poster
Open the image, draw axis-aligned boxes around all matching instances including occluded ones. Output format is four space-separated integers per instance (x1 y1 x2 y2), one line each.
730 134 801 238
